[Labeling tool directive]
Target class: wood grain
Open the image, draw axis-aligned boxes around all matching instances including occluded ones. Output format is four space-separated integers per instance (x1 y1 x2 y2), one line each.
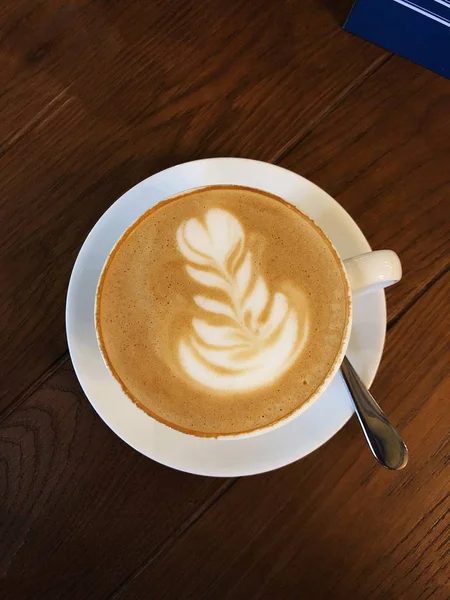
1 2 449 600
110 272 450 600
0 0 386 412
0 360 231 600
281 57 450 323
0 1 66 147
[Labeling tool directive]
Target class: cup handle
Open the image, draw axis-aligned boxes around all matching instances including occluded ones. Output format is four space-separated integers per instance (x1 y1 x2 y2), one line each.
343 250 402 296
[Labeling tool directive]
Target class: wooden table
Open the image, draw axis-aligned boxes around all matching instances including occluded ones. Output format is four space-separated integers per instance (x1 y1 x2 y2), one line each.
1 2 449 598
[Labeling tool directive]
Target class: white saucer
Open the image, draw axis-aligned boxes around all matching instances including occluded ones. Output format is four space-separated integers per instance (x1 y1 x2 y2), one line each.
66 158 386 477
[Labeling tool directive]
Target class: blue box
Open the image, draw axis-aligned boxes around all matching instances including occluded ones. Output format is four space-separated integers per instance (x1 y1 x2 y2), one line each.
344 0 450 78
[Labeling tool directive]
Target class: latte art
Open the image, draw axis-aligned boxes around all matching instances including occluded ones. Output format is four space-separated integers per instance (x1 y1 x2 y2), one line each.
177 209 308 392
96 185 349 436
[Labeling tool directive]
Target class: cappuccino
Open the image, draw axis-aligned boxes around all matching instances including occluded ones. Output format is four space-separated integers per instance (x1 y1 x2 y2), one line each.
96 186 350 436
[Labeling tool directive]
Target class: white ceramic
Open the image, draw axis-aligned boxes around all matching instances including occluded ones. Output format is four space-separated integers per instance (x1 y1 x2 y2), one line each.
95 192 400 440
67 158 391 476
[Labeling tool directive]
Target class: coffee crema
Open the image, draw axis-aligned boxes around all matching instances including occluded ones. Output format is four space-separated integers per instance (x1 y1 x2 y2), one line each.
96 186 350 436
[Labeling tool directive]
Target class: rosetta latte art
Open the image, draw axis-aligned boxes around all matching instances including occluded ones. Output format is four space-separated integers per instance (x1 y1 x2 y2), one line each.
176 208 309 392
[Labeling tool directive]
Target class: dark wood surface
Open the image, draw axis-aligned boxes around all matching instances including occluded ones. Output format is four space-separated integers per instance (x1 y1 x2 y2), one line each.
0 0 385 411
0 2 448 599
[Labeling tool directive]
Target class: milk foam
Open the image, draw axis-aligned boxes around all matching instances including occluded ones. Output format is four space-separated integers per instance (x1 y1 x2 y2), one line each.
176 208 309 392
97 185 350 436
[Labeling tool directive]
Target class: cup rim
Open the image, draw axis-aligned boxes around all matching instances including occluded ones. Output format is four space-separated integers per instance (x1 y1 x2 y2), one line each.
95 184 352 440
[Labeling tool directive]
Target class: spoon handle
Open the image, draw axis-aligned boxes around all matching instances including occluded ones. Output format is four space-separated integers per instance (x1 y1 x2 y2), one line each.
341 356 408 471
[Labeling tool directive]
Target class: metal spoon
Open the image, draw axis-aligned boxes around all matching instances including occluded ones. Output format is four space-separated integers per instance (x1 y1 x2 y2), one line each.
341 356 408 470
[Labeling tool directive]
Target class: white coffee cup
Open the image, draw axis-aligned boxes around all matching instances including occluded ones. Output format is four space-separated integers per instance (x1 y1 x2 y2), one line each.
95 188 402 440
